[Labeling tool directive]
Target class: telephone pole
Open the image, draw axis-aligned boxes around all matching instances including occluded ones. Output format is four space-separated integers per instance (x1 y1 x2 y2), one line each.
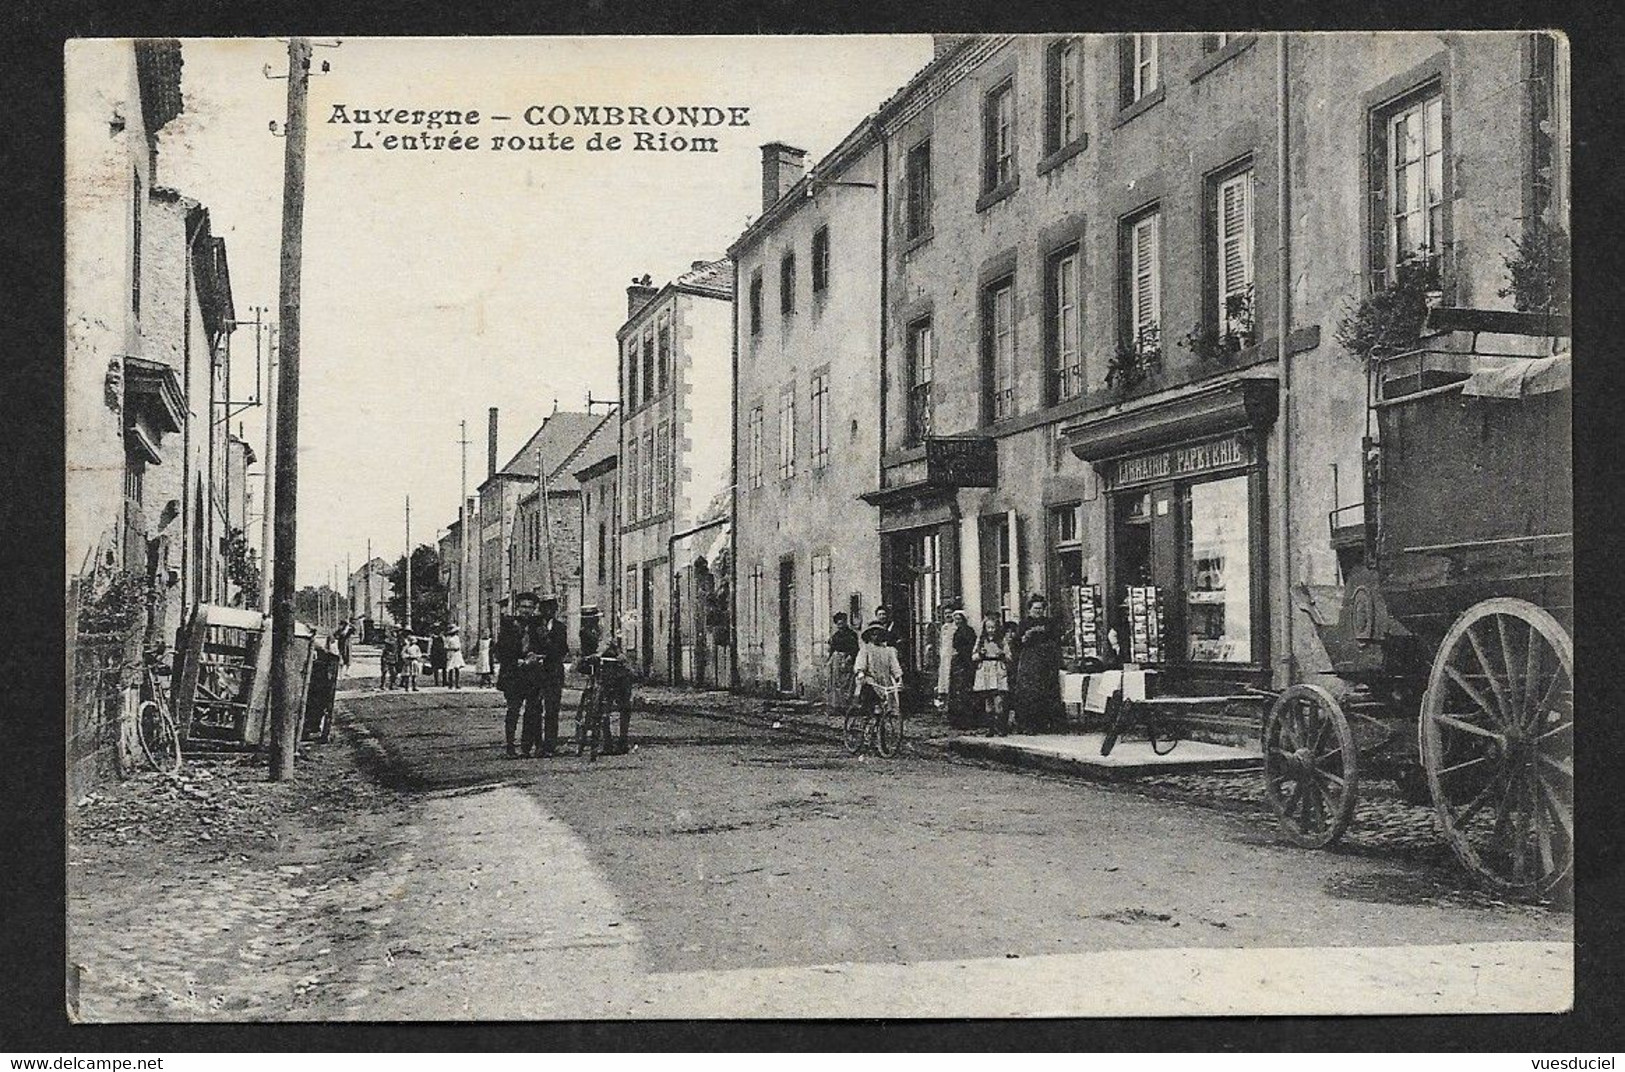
405 494 413 633
268 37 312 781
459 419 471 636
260 327 277 615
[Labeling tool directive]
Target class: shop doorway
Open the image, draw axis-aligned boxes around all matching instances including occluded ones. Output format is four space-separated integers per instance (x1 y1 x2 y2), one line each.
778 556 796 693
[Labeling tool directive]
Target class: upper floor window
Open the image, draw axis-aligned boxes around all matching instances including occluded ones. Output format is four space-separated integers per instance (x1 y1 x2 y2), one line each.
1212 166 1256 346
905 139 933 240
810 370 831 470
641 427 655 516
777 385 797 481
597 522 607 584
1373 84 1445 287
1121 34 1160 107
905 318 933 447
749 270 763 336
811 225 830 294
641 330 656 404
746 405 764 489
1048 245 1084 403
983 81 1016 192
654 420 671 510
657 317 671 393
1124 208 1162 352
1204 33 1231 53
1047 39 1083 153
984 278 1017 422
625 339 639 410
780 252 796 315
625 438 640 518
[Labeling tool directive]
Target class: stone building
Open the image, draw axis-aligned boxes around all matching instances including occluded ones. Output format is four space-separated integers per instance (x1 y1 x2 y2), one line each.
572 415 620 653
476 406 612 649
348 556 395 639
728 135 885 696
66 39 237 788
508 409 616 650
616 260 733 682
728 32 1567 713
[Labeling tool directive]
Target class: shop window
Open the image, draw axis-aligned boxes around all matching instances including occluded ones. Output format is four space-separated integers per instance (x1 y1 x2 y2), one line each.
905 138 933 240
1052 503 1084 587
1183 475 1252 663
983 278 1016 422
1371 83 1445 289
905 318 933 446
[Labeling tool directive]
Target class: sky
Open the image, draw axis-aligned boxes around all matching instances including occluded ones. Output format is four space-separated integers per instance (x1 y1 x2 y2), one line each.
153 36 933 587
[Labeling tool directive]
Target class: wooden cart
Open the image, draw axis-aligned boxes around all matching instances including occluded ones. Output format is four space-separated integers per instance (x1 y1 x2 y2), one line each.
1265 320 1572 896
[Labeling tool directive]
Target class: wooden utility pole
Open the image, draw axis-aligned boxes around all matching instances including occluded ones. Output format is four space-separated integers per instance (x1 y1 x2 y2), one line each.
260 327 277 615
538 446 557 598
459 420 470 635
268 37 312 781
405 495 413 632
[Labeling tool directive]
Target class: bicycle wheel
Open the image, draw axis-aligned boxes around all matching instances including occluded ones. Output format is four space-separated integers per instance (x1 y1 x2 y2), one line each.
137 699 182 774
876 696 903 758
588 690 607 760
1099 695 1128 757
573 686 595 756
842 711 865 755
1148 719 1181 756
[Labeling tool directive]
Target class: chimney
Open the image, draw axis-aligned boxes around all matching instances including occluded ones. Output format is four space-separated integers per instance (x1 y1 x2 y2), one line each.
691 260 709 271
627 273 659 318
487 407 499 480
760 142 808 213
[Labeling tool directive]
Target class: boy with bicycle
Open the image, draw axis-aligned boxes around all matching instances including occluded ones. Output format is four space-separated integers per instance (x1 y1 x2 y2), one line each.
853 619 904 714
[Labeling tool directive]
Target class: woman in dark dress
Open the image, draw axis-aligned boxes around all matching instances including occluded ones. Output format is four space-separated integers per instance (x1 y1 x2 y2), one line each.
947 608 978 728
1010 594 1065 732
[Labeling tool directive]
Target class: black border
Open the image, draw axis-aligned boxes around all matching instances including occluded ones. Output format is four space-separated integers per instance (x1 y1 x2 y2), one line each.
8 0 1623 1053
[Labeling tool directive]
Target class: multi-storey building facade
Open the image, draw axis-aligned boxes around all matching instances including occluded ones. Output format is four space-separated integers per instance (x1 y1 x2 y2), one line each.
572 425 620 653
617 260 733 682
478 407 611 649
729 138 885 695
348 556 395 639
730 32 1567 711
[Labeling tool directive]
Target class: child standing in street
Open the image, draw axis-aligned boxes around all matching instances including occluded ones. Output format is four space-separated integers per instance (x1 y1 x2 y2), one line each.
972 617 1011 736
401 634 423 692
443 624 465 690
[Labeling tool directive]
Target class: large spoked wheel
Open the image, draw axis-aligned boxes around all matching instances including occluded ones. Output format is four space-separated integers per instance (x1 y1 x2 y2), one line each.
1422 598 1573 896
137 699 182 775
876 695 903 758
842 711 865 755
1263 684 1358 849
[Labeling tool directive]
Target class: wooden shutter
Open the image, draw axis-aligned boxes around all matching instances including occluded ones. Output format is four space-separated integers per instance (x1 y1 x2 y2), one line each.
1217 171 1253 326
1132 213 1160 342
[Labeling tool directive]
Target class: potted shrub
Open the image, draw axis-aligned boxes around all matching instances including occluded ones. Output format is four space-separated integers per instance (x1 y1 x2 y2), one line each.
1106 325 1163 389
1180 285 1256 364
1335 253 1441 360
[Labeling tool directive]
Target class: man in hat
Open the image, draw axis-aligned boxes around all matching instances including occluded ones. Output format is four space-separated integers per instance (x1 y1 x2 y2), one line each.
496 591 546 757
534 593 571 756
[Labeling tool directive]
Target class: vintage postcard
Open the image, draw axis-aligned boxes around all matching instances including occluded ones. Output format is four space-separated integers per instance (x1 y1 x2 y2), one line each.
64 33 1572 1022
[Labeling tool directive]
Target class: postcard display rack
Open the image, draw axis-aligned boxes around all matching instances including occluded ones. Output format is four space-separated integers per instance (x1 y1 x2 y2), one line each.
1069 584 1102 662
1126 585 1165 664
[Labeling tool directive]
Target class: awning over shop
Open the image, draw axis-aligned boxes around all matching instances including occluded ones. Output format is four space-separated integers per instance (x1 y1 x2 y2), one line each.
123 356 186 435
1460 351 1571 399
1061 373 1278 464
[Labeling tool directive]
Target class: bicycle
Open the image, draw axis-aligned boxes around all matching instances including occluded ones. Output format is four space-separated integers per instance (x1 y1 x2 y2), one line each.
843 680 904 758
572 652 627 760
133 652 183 774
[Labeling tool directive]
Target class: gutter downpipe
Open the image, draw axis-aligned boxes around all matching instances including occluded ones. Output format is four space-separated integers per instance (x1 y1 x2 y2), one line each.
877 124 890 620
728 256 740 688
1274 32 1295 688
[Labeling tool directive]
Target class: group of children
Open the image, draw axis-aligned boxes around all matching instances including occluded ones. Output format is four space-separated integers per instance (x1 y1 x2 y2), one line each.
378 624 467 691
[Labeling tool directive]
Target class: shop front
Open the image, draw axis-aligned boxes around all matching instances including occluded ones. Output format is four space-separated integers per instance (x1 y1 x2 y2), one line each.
1064 376 1278 692
862 435 995 708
